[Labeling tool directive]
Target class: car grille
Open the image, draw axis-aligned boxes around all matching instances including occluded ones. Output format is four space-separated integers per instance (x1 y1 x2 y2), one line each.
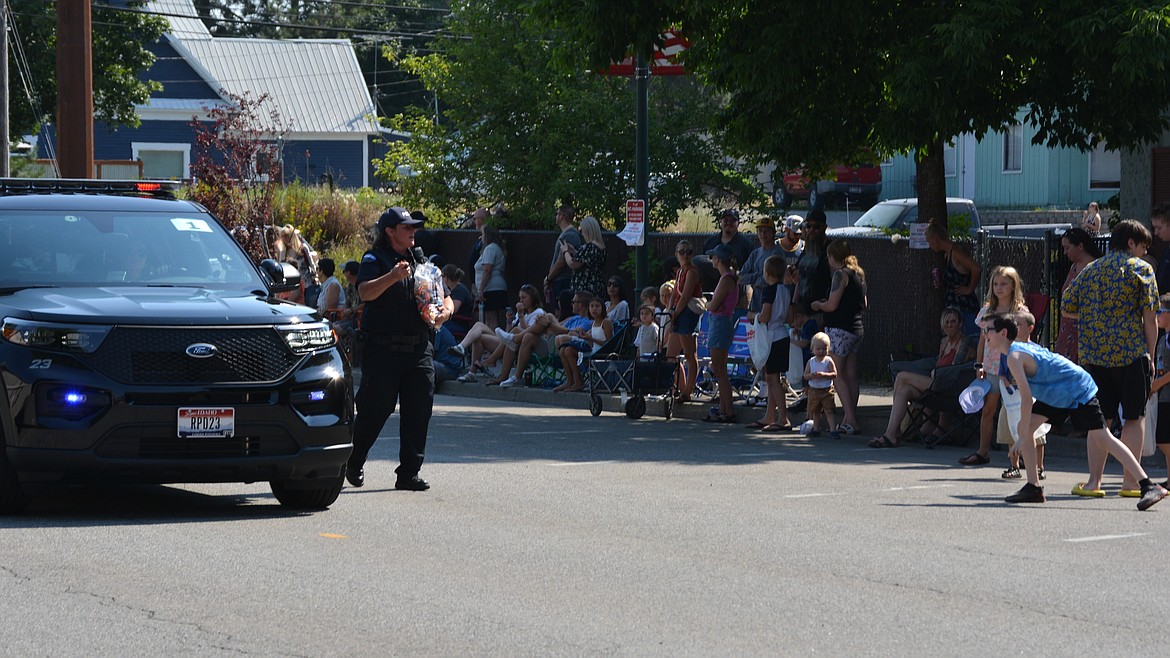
85 327 300 384
96 432 299 459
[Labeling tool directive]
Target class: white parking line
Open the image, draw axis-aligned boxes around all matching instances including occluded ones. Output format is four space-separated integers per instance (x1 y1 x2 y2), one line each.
546 460 619 467
887 485 955 491
1064 533 1149 543
783 493 841 499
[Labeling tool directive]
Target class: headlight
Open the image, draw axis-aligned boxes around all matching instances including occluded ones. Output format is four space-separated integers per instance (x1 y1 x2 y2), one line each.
1 318 111 353
277 322 336 353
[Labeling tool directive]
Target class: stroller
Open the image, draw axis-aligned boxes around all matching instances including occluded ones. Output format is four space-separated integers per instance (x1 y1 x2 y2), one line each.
587 313 678 420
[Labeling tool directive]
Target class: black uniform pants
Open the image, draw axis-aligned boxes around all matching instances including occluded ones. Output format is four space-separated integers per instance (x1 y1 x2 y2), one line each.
351 340 435 478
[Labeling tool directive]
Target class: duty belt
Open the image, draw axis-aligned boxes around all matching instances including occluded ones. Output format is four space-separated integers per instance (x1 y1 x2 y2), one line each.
365 333 424 352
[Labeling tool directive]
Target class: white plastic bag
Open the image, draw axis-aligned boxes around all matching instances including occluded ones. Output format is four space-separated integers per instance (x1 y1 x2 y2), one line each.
1000 381 1051 442
1143 395 1157 457
747 317 771 370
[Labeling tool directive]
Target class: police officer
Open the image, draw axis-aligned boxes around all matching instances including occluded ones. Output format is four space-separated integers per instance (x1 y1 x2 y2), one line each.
347 207 453 491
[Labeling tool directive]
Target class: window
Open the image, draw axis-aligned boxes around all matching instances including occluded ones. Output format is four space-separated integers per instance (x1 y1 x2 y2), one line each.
1002 125 1023 173
131 142 190 180
944 141 957 178
1089 143 1120 189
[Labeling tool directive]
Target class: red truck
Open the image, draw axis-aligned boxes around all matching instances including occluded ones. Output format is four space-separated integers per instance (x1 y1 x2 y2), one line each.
773 164 882 210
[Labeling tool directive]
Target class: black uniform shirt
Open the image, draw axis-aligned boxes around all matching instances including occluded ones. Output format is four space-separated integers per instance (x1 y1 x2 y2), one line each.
356 247 428 337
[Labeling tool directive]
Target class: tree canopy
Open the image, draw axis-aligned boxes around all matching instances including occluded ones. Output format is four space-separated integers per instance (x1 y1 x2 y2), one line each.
539 1 1170 226
9 0 167 139
373 0 762 229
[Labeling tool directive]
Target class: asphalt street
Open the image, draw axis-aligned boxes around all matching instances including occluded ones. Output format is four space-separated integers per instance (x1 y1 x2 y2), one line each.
1 394 1168 656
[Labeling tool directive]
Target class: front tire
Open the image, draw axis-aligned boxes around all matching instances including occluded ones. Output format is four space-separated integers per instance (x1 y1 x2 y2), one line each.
0 446 29 514
270 475 344 510
589 394 603 417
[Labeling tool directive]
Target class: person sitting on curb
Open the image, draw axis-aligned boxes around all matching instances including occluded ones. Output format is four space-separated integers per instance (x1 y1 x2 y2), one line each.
988 312 1168 509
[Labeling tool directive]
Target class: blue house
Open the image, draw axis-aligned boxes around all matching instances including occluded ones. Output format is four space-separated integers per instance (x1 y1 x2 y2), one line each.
881 110 1121 209
81 0 393 188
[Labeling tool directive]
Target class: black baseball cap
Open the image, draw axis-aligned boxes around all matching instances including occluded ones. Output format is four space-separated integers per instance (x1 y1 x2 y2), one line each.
342 260 359 275
377 207 423 231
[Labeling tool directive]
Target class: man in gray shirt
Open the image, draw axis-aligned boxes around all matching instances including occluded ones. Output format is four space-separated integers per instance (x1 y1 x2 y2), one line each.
544 204 583 305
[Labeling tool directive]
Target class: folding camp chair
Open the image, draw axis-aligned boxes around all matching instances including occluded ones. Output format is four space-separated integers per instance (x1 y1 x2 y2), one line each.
903 361 980 448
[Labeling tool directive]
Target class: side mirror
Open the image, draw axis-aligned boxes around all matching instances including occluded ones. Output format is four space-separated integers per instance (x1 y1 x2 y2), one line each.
260 258 301 294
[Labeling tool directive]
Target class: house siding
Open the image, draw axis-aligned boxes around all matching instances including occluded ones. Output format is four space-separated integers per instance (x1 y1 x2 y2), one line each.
882 121 1118 209
144 39 220 99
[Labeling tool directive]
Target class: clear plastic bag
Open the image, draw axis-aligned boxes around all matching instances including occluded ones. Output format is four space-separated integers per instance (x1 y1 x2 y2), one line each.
413 260 444 325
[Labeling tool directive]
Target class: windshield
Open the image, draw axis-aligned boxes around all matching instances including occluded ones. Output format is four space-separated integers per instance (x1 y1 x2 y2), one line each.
854 202 909 229
0 210 265 290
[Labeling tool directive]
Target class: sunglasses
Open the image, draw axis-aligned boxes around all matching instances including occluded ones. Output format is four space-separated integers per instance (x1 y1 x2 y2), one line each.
676 249 693 255
607 281 620 286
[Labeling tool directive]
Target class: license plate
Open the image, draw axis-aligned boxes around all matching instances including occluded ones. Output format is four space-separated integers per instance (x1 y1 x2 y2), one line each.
849 186 863 194
178 407 235 439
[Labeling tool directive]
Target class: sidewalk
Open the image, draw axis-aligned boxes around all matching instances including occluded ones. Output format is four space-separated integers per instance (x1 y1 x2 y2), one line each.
434 377 1091 459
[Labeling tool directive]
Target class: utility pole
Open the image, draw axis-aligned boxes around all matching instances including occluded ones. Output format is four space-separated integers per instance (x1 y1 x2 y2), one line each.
56 0 94 178
0 0 9 177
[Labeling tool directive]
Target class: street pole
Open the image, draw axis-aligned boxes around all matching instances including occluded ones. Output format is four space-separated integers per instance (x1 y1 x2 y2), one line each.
634 48 649 291
56 0 94 178
0 0 8 177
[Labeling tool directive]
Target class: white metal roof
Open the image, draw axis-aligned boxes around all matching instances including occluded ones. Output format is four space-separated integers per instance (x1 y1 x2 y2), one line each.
146 0 378 135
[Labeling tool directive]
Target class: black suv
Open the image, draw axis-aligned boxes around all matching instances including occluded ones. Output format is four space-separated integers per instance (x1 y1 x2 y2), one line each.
0 179 353 512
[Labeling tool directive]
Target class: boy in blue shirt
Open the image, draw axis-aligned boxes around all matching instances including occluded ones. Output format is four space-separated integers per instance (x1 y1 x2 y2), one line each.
989 313 1168 509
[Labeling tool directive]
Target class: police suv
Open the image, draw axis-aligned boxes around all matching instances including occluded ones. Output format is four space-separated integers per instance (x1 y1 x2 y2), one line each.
0 179 353 512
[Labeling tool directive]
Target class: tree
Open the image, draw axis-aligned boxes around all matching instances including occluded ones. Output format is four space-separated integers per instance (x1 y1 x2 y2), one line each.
9 0 167 139
189 91 289 263
540 1 1170 229
373 0 762 229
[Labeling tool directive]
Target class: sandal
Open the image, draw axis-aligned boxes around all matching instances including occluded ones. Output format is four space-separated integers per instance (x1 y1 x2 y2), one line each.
867 435 897 448
1001 467 1022 479
958 452 990 466
745 421 769 430
720 414 738 424
762 423 793 432
702 413 725 422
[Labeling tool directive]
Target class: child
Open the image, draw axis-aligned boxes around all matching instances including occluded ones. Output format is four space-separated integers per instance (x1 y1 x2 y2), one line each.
746 255 793 432
960 265 1027 467
1151 293 1170 488
989 313 1168 508
640 286 664 327
702 243 740 423
634 304 661 355
554 296 612 393
804 332 840 439
999 310 1047 480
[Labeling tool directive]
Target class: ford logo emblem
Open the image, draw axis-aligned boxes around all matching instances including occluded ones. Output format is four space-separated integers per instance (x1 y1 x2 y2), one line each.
185 343 218 359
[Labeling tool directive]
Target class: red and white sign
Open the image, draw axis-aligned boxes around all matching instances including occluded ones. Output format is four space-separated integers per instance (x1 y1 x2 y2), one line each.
618 199 646 246
600 31 691 77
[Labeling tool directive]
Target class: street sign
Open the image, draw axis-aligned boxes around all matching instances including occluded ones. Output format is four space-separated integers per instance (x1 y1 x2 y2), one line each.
618 199 645 246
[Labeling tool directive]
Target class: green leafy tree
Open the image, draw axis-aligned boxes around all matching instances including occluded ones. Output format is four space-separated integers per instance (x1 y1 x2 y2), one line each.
9 0 167 138
374 0 761 229
541 1 1170 228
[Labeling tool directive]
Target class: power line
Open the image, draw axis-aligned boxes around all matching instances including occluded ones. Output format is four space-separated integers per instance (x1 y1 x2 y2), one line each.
90 1 463 41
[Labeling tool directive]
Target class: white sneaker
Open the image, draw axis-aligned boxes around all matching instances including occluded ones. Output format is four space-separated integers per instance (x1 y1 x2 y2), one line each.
456 372 477 383
499 375 521 387
495 327 516 344
447 344 465 358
